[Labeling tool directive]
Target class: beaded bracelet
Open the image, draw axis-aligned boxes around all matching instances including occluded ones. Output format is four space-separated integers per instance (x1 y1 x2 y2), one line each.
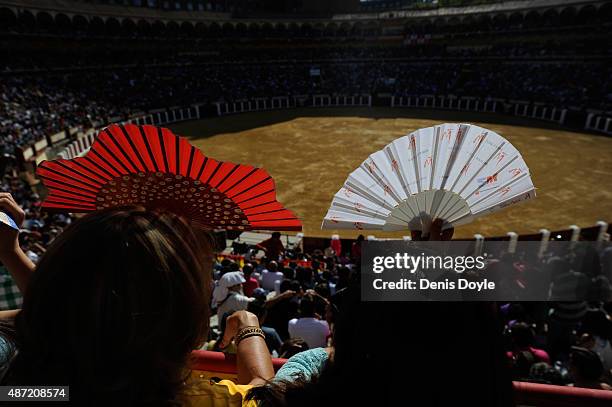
235 326 265 346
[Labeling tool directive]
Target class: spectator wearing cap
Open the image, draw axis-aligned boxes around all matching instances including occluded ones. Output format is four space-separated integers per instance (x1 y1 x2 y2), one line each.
213 271 255 322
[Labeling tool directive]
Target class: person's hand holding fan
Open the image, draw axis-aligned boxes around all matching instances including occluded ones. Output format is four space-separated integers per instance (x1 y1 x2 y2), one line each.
0 192 24 254
0 193 35 294
36 124 301 232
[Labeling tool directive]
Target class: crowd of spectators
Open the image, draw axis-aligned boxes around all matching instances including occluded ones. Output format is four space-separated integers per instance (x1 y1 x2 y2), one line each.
1 12 609 155
199 230 612 391
2 53 610 155
4 40 607 72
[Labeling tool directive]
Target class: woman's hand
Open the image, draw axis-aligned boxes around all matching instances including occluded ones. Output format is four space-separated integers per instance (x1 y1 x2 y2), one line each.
410 218 454 241
0 193 34 294
0 192 25 258
219 310 260 349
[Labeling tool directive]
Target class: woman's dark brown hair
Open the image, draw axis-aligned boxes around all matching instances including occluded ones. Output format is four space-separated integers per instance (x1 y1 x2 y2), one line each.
1 207 213 405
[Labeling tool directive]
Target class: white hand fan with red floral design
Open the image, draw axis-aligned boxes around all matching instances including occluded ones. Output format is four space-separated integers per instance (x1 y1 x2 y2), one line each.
322 123 535 233
37 124 301 231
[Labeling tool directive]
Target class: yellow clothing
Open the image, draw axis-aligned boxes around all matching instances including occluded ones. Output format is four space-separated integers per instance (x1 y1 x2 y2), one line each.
178 371 257 407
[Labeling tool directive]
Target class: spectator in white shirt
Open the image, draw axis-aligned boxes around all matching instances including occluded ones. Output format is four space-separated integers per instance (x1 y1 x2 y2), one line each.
288 294 330 349
260 261 284 292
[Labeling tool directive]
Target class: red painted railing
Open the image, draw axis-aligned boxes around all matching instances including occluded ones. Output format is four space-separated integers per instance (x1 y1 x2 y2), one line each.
191 349 286 374
514 381 612 407
190 350 612 406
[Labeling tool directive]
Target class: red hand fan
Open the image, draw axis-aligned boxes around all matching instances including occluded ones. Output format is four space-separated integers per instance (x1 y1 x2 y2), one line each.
36 124 302 231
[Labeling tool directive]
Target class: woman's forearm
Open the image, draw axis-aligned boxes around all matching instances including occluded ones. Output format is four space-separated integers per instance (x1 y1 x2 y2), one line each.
236 335 275 386
0 246 35 294
0 309 20 320
222 310 275 386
